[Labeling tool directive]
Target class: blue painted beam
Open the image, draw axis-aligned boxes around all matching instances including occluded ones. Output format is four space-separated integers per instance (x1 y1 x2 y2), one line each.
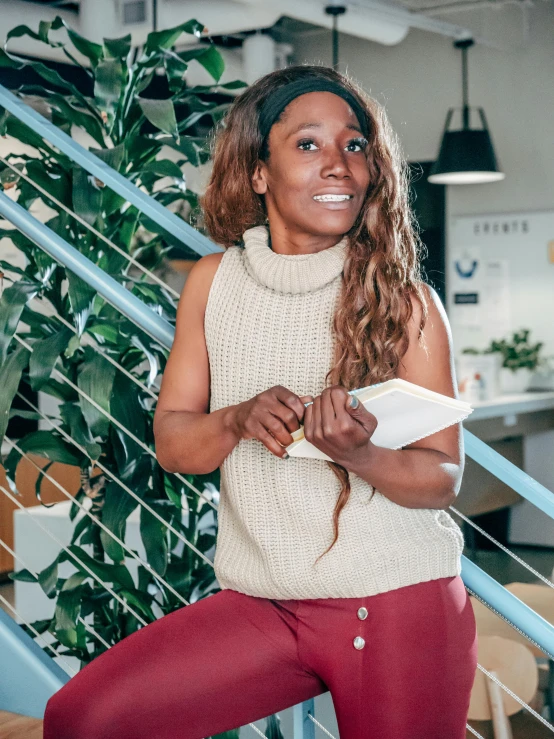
0 83 222 258
0 192 175 350
463 428 554 521
0 607 69 718
293 698 315 739
461 555 554 660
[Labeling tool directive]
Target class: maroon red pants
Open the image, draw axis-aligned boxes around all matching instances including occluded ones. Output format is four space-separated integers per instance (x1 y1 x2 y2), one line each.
43 574 477 739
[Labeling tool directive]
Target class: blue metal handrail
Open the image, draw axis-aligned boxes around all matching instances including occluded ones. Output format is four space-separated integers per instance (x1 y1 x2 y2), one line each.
464 429 554 519
0 192 174 349
0 83 222 259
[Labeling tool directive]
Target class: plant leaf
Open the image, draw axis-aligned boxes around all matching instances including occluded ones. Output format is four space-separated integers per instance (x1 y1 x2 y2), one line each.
13 430 82 466
94 58 124 109
0 281 39 365
37 554 61 599
180 45 224 82
140 159 184 179
9 568 38 583
265 713 285 739
66 26 104 66
66 544 135 591
66 268 96 336
100 479 140 563
0 345 30 442
138 98 178 138
109 371 146 478
140 502 168 577
54 572 87 648
144 19 206 53
77 347 116 437
28 327 73 391
72 165 103 226
59 402 102 460
103 34 132 60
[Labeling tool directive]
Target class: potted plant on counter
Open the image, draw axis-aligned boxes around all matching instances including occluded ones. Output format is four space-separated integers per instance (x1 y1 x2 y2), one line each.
486 329 543 394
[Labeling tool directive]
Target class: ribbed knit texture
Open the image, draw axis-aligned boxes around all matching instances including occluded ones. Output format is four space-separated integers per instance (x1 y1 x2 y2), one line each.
204 224 464 599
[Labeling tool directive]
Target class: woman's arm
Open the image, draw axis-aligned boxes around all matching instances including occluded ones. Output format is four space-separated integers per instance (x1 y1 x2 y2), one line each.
343 284 464 509
153 252 241 475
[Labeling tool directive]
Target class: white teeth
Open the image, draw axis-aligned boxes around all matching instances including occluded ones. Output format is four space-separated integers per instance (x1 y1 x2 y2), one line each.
313 194 352 202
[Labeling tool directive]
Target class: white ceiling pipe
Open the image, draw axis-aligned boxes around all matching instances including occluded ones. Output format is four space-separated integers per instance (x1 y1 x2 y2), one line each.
277 0 409 45
1 0 478 65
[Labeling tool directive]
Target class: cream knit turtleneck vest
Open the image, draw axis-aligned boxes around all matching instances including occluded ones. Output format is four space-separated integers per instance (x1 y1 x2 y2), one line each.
204 224 464 599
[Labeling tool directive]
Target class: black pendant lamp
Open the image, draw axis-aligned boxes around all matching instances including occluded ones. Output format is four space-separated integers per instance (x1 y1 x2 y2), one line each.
325 3 346 70
428 38 505 185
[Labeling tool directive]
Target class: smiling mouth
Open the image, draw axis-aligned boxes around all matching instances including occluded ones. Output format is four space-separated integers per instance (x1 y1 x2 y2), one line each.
313 194 354 202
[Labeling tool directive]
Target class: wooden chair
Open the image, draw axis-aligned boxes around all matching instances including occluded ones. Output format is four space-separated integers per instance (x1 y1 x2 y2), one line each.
468 635 538 738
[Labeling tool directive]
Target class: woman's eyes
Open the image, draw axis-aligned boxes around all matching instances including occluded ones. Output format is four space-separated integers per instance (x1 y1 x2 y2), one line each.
297 137 368 152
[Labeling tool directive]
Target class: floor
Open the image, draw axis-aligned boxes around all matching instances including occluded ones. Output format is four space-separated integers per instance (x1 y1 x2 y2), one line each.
2 542 554 738
0 711 43 739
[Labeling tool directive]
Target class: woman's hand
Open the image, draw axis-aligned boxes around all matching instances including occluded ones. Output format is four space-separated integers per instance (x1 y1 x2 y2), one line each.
229 385 314 459
303 385 378 466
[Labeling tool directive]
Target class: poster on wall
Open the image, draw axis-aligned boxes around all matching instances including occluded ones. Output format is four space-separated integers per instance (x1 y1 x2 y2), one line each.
450 245 481 329
481 258 511 338
448 210 554 359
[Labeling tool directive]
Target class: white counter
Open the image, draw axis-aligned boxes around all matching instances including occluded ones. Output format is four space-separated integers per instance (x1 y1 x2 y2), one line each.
465 390 554 422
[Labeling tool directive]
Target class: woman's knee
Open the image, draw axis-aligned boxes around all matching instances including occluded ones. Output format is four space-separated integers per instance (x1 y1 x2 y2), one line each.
43 674 114 739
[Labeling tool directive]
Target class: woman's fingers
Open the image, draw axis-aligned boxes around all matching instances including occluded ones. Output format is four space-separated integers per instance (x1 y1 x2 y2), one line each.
320 388 336 434
256 424 290 458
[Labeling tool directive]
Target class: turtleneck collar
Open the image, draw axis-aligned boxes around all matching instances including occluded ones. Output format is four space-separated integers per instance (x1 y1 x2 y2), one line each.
241 225 348 295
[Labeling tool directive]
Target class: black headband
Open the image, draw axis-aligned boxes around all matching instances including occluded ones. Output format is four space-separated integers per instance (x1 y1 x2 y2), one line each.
258 77 370 147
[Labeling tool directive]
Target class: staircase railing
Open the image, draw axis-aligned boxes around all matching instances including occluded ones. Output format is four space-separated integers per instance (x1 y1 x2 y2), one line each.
1 82 554 737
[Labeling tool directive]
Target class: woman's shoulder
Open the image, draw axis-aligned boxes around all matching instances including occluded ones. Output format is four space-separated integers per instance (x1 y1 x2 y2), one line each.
180 246 242 317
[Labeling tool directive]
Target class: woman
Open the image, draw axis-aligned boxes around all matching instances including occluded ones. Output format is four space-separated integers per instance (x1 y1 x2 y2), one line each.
43 64 477 739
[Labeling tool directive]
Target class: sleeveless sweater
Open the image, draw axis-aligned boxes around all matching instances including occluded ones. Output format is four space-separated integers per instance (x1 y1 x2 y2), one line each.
204 224 464 600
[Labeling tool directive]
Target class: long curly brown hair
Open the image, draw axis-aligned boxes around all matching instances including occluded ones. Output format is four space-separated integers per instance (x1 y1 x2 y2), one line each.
200 64 430 565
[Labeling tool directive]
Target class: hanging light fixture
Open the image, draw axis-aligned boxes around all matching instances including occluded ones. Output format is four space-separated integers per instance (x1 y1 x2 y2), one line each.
428 38 505 185
325 3 347 70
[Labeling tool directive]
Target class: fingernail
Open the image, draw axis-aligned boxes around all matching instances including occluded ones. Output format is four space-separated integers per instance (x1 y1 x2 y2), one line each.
282 452 290 459
348 395 359 408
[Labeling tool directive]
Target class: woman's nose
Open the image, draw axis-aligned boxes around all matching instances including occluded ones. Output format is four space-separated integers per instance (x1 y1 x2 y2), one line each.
322 147 350 176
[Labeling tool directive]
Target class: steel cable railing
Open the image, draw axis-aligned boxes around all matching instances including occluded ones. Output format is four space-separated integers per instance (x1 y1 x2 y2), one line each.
0 484 287 739
452 506 554 591
0 536 111 653
3 436 192 609
0 84 218 260
0 482 148 626
48 308 159 400
14 386 217 557
0 154 182 300
0 191 175 348
0 588 77 676
12 332 218 516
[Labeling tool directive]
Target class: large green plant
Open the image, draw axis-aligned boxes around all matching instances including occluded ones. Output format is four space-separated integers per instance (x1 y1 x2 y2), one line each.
0 18 285 739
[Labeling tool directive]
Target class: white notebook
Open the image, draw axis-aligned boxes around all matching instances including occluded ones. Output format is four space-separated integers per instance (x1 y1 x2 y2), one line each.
285 377 473 462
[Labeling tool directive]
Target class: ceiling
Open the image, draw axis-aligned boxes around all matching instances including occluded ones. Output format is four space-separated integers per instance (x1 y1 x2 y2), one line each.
18 0 78 5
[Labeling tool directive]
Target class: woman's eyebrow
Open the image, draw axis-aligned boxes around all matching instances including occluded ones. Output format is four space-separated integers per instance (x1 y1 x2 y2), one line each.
286 121 363 138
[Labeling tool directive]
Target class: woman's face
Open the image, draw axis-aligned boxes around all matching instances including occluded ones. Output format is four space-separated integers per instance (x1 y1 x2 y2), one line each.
252 90 370 245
